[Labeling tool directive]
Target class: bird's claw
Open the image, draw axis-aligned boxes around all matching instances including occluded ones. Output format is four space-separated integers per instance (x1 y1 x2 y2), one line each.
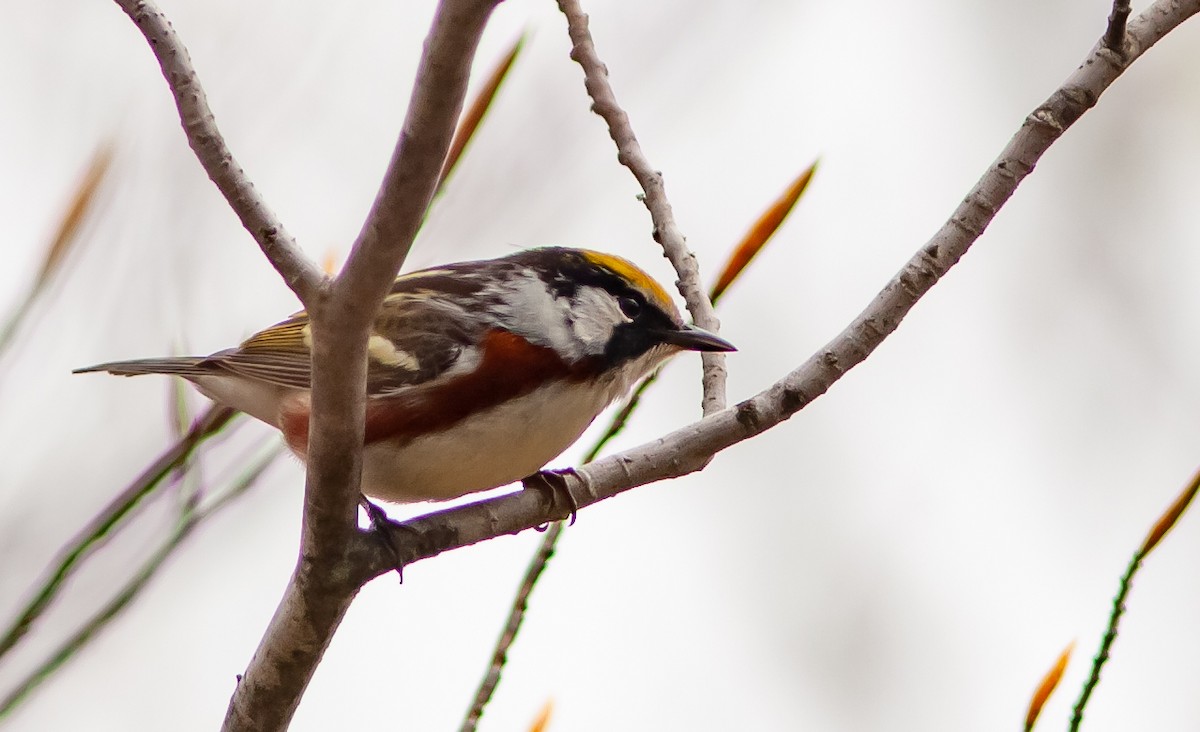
359 495 417 582
523 468 580 528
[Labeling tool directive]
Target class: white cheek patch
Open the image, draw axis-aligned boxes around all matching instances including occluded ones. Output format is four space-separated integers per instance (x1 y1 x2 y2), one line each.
494 272 579 358
568 286 627 357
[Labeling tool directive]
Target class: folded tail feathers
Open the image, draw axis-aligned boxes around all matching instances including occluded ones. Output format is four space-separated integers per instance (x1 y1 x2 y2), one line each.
73 357 212 377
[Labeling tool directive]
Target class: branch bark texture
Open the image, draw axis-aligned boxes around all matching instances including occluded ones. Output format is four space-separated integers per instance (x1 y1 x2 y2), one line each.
110 0 1200 727
363 0 1200 575
221 1 502 729
557 0 728 416
113 0 325 305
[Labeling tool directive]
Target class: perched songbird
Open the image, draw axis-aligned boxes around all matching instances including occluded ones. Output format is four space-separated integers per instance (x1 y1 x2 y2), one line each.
76 247 734 503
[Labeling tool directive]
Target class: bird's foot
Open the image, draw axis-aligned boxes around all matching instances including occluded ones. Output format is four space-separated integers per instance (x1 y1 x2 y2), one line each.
522 468 581 529
359 495 418 582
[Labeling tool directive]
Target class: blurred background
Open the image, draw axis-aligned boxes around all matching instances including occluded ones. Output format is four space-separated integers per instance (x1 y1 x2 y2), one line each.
2 0 1199 729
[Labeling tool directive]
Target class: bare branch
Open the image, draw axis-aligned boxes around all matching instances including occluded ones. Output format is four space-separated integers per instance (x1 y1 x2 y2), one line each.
112 0 325 305
364 0 1200 575
292 0 504 544
556 0 728 415
460 153 815 726
337 0 505 324
293 0 504 596
221 1 502 728
100 0 1198 727
1105 0 1133 52
416 3 1200 725
458 524 559 732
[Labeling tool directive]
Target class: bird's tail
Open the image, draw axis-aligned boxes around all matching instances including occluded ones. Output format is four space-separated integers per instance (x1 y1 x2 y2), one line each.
73 356 213 378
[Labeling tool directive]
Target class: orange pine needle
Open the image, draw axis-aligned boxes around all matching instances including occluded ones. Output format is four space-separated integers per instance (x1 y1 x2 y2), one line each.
1024 641 1074 731
1141 465 1200 555
527 699 553 732
710 159 817 303
438 33 525 192
37 142 114 288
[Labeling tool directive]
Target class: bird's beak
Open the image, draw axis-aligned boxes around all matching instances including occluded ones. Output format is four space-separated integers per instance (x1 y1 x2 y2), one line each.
658 324 736 352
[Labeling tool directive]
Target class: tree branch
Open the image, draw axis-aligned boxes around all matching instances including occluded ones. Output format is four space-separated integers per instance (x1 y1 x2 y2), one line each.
337 0 504 327
556 0 728 415
112 0 326 305
1105 0 1133 52
219 1 502 729
297 0 502 553
365 0 1200 575
109 0 1200 726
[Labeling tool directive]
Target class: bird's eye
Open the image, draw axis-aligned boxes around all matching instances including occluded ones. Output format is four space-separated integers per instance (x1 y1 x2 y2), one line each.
618 296 642 319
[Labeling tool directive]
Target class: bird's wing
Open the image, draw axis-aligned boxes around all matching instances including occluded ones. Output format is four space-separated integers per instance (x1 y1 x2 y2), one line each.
214 291 481 395
210 314 312 388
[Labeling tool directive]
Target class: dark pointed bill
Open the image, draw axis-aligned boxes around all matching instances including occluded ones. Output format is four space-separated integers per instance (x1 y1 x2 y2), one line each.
658 324 736 352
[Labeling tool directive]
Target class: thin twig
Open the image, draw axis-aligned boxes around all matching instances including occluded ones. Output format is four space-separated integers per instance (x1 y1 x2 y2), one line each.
1068 554 1141 731
1069 466 1200 730
360 0 1200 579
100 0 1200 727
0 405 238 661
1105 0 1133 52
111 0 325 305
458 524 559 732
456 155 818 728
457 371 656 729
449 5 1200 719
556 0 727 416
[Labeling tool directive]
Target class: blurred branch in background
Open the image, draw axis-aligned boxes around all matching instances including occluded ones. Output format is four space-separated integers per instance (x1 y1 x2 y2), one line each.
9 0 1200 720
438 33 525 192
0 143 112 361
0 141 264 718
0 404 240 666
0 33 525 718
459 161 818 732
1069 466 1200 730
0 437 283 717
0 17 586 719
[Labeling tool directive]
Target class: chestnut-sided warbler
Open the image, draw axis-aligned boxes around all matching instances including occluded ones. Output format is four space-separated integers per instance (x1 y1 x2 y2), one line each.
76 247 734 503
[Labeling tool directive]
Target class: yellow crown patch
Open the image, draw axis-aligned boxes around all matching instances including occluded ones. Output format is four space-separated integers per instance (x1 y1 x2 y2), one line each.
580 250 678 318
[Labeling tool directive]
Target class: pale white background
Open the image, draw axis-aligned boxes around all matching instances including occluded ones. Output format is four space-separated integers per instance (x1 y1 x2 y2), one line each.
2 1 1199 730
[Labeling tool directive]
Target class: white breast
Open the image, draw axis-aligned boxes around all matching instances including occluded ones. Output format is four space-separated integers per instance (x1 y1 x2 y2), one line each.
359 377 623 503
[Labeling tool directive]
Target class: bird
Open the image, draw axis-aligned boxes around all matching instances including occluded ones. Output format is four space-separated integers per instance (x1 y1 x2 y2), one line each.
75 247 735 505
